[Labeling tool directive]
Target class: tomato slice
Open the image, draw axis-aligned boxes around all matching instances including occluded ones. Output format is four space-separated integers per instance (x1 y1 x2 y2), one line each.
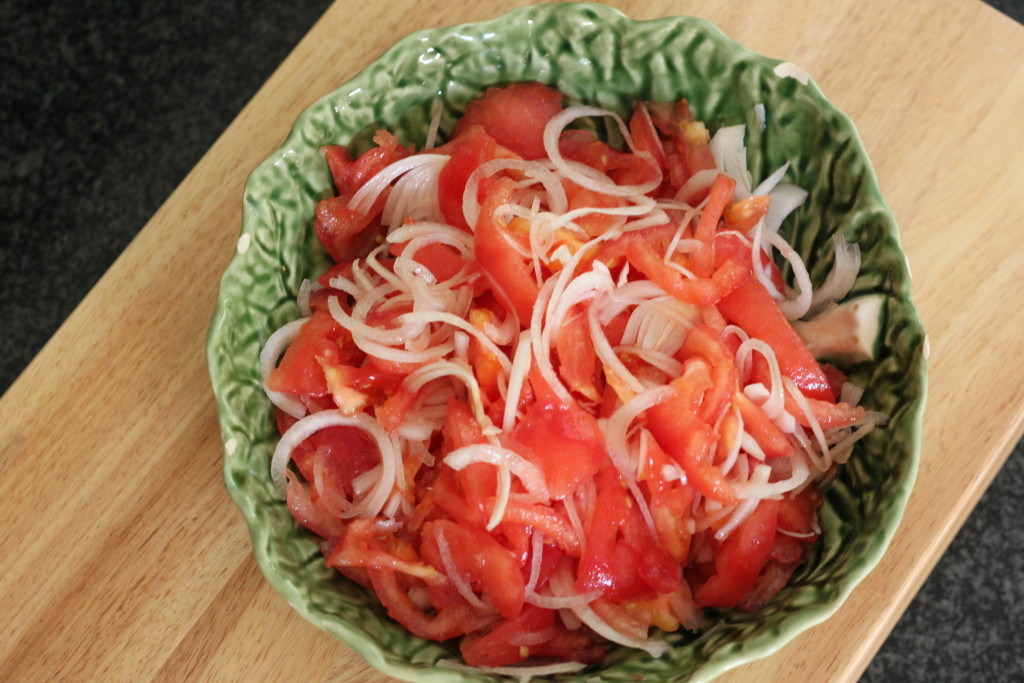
509 384 607 500
460 602 605 667
315 131 412 262
435 125 512 231
576 467 681 601
625 238 744 307
561 178 625 237
420 519 526 619
679 324 739 424
733 391 795 459
453 82 564 160
368 566 494 642
646 359 739 505
266 310 346 398
693 498 779 608
473 175 540 323
649 98 717 194
628 102 666 193
717 277 835 402
558 129 658 188
724 195 771 232
690 173 736 278
554 306 599 401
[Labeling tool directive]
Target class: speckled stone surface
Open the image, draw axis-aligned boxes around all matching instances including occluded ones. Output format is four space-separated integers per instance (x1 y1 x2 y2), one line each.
2 1 1021 681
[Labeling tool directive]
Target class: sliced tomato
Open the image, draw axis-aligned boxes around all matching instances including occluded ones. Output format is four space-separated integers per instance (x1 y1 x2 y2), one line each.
320 144 353 191
265 310 346 398
389 239 468 282
628 101 666 192
420 519 525 619
368 567 494 642
561 178 625 237
375 384 419 433
644 438 696 564
650 99 717 192
453 81 564 160
468 307 506 402
495 498 581 556
777 485 822 538
735 558 799 613
576 467 681 601
509 383 607 500
283 472 346 541
624 237 748 307
315 131 412 262
555 306 599 401
693 498 779 608
690 173 737 278
724 194 771 232
473 175 540 323
327 519 437 579
558 129 658 188
790 394 866 429
680 324 739 424
717 277 835 402
460 602 605 667
646 359 739 505
436 125 511 230
732 391 795 459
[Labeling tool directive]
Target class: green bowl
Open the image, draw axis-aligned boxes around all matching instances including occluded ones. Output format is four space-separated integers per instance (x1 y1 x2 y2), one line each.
207 3 927 681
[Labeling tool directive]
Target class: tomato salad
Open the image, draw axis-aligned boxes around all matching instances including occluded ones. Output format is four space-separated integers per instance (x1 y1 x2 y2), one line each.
261 82 883 673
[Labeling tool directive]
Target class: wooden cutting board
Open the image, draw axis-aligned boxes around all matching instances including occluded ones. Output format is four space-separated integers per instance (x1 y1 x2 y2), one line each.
2 0 1023 681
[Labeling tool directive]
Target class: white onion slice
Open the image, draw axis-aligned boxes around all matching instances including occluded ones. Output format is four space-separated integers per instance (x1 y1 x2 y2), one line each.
808 234 861 315
751 161 790 197
783 377 831 470
752 220 814 320
270 411 399 523
349 154 448 215
462 158 567 230
260 317 311 419
548 565 670 657
543 105 661 197
708 124 752 199
444 444 551 501
438 659 587 681
434 525 491 611
763 184 808 234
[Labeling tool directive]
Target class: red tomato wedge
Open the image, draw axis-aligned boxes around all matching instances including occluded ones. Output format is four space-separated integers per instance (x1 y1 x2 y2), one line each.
453 81 564 160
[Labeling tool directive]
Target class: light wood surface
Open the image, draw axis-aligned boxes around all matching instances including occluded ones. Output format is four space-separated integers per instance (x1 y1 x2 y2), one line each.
2 0 1023 681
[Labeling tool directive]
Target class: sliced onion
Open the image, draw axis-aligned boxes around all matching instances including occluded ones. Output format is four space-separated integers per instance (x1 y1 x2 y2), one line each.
808 234 861 315
543 105 661 197
751 161 790 197
752 220 814 320
423 100 443 150
462 158 567 230
503 331 533 433
270 411 399 523
783 377 831 470
444 444 551 501
349 154 448 215
434 524 491 611
260 317 311 419
708 124 752 199
548 564 670 657
763 183 808 234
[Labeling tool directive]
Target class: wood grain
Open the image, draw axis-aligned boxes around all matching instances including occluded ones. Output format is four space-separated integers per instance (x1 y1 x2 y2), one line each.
1 0 1023 681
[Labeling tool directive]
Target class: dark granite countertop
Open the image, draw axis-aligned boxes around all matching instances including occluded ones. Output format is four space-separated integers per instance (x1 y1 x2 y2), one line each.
2 1 1022 680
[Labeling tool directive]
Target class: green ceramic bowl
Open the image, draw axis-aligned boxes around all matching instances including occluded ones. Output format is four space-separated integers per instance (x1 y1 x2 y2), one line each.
207 3 927 681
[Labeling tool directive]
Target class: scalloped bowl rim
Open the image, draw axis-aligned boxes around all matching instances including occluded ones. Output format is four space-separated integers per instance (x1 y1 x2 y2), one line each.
207 4 927 682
